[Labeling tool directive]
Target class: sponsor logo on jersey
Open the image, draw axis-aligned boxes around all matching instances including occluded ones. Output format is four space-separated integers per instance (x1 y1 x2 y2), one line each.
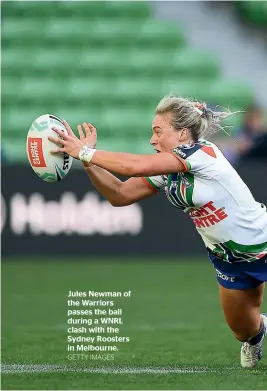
173 143 203 159
27 137 46 167
173 147 186 158
188 201 228 228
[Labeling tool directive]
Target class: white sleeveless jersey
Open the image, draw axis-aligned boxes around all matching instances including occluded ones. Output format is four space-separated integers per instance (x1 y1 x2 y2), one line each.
143 140 267 263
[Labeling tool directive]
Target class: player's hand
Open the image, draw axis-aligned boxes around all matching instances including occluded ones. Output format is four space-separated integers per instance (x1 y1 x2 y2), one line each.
77 123 97 149
49 120 85 160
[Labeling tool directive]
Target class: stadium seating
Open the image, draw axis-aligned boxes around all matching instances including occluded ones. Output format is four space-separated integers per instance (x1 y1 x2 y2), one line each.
2 1 255 162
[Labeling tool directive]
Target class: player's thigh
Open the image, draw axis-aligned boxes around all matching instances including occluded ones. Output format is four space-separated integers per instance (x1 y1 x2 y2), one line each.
218 283 264 331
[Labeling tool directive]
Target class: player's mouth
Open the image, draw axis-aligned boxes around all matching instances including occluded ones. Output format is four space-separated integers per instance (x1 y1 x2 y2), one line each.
154 149 161 153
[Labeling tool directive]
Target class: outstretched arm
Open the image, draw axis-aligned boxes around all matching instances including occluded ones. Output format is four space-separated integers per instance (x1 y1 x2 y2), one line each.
49 121 157 206
83 164 157 206
49 121 186 177
88 150 186 177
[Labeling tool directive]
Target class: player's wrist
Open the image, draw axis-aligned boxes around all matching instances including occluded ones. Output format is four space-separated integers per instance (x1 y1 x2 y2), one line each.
79 145 96 163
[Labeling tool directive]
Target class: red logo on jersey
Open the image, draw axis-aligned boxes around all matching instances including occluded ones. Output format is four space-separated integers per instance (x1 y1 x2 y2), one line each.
27 137 46 167
189 201 228 228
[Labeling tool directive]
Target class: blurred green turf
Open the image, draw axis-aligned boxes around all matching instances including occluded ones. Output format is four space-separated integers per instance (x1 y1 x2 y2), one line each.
2 258 267 390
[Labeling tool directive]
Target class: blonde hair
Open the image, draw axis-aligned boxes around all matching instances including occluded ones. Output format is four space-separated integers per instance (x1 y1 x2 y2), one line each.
156 94 238 140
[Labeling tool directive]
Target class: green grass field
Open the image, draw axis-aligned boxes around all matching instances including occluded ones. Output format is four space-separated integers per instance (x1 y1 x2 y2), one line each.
2 258 267 390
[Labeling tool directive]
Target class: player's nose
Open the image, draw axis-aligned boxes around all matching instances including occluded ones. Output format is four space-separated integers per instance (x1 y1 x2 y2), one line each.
150 135 157 145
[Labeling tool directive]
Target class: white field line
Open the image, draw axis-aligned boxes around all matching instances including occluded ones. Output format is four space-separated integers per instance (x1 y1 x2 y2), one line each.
1 364 212 374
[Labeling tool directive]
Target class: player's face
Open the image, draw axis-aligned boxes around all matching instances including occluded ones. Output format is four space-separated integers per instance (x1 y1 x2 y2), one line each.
150 114 189 153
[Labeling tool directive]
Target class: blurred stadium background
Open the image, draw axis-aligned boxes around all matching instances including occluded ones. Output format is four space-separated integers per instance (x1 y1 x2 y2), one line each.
2 0 267 160
1 1 267 389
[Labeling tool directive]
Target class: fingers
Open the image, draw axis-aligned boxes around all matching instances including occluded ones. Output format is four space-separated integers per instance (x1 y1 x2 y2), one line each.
89 123 97 138
85 123 97 140
77 124 85 140
82 122 91 135
63 120 74 136
50 148 65 154
52 127 67 138
76 122 97 143
48 135 66 146
87 123 96 131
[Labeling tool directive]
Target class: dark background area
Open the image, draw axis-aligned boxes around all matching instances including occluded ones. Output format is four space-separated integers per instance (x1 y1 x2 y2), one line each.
2 161 267 258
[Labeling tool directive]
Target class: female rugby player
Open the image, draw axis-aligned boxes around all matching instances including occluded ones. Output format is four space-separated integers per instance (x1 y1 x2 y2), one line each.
49 95 267 368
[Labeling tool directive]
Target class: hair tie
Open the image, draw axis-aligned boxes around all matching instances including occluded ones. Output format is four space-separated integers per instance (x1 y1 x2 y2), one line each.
195 104 207 118
195 107 203 116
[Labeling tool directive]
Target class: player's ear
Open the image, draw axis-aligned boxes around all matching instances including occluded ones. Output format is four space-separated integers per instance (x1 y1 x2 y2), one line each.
178 128 189 142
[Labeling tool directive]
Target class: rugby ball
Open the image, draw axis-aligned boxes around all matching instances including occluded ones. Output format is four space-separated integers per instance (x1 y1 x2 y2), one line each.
26 114 73 183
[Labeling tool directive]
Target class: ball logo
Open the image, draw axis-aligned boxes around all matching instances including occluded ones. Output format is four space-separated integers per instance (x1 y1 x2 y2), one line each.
63 152 70 170
27 137 46 168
